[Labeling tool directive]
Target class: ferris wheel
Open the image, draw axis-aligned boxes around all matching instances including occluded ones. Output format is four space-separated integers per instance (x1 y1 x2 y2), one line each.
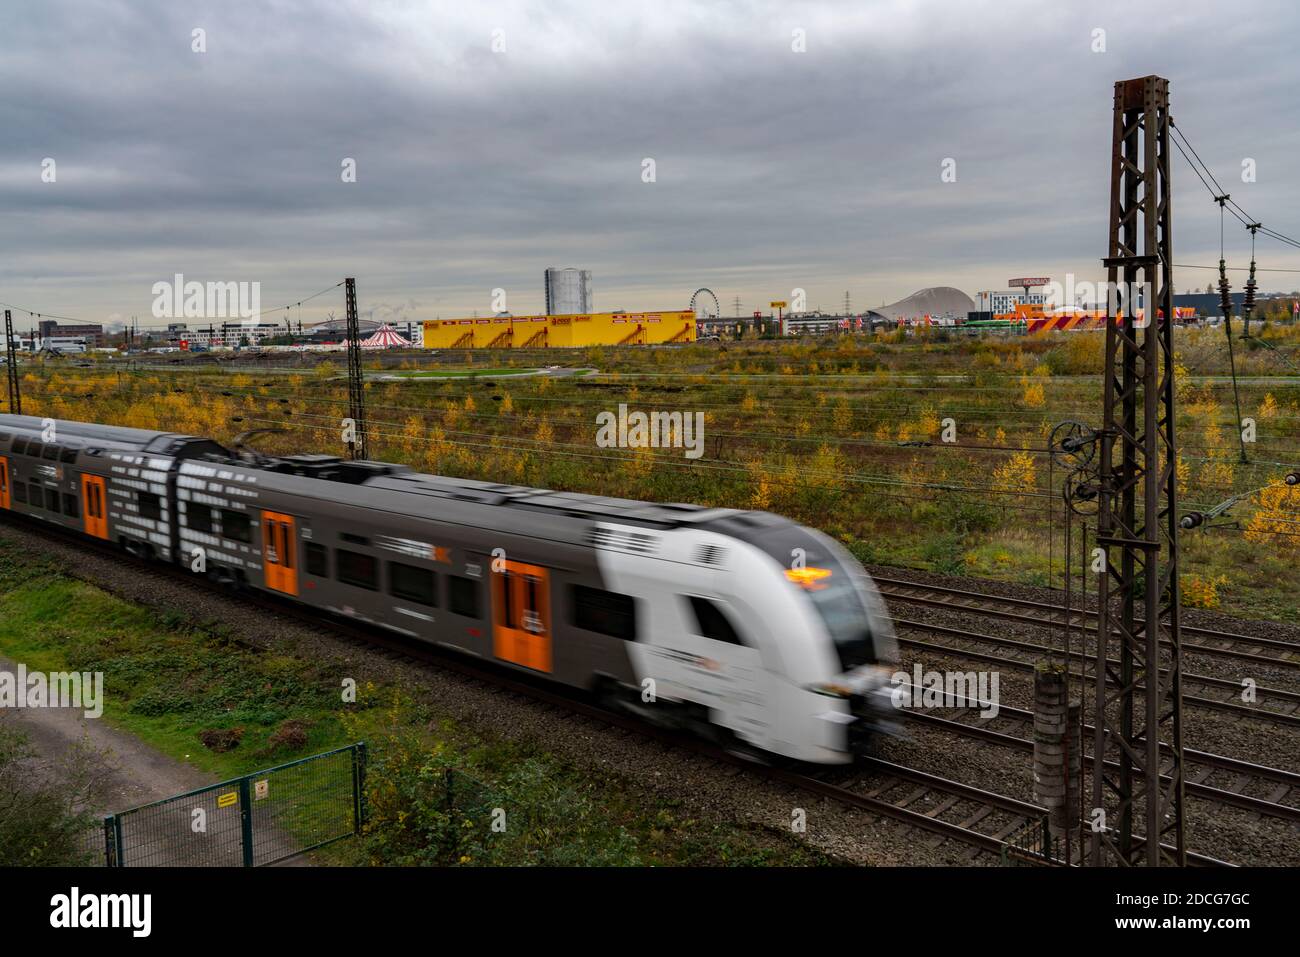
690 287 720 319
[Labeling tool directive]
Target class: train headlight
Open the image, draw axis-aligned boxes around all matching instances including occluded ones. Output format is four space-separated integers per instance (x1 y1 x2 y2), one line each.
786 567 833 591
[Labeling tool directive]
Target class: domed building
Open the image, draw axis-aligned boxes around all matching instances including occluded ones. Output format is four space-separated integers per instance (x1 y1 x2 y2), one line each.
865 286 975 326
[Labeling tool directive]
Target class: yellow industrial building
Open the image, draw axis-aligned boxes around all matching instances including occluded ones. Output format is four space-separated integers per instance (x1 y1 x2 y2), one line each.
422 311 696 349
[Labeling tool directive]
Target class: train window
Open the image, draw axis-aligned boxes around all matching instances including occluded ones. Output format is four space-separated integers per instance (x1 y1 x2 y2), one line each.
305 543 329 578
42 444 60 461
336 549 378 590
447 575 479 618
13 483 26 504
340 532 370 546
571 585 637 640
188 504 214 533
276 523 294 570
11 438 27 456
63 493 79 518
59 446 79 463
389 562 437 606
27 442 43 458
222 510 252 543
685 596 745 646
27 484 40 506
139 492 162 522
46 488 61 513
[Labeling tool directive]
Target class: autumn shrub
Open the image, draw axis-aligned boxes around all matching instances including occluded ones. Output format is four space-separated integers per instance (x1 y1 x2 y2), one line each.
1182 574 1227 609
1244 481 1300 554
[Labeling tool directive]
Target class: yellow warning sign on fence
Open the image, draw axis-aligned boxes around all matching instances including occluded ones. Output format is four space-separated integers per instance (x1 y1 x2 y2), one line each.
217 791 238 809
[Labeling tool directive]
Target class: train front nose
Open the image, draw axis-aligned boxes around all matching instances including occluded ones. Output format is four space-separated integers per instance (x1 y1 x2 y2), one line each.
850 693 900 752
826 665 901 754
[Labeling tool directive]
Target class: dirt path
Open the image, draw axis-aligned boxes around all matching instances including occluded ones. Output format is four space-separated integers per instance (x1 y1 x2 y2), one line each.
2 655 316 867
1 654 216 816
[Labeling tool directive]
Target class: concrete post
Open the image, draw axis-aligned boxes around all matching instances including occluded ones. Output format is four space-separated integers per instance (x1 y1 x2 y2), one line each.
1034 663 1080 839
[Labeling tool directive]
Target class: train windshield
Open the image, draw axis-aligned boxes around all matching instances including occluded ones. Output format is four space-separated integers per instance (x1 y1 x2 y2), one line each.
705 514 896 672
731 522 879 671
796 561 875 671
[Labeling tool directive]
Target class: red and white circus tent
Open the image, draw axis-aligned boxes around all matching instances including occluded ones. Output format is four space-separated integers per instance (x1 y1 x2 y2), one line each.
359 324 412 349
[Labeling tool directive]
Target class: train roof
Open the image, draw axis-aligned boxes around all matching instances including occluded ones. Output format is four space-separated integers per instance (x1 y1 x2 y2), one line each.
0 414 226 458
0 413 182 449
278 464 751 529
0 414 166 447
4 414 791 535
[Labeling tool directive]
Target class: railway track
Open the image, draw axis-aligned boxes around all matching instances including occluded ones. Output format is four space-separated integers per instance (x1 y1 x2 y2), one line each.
875 572 1300 840
892 618 1300 728
873 575 1300 672
892 689 1300 826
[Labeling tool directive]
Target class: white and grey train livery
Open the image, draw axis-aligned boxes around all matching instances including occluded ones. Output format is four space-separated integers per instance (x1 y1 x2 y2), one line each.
0 414 898 764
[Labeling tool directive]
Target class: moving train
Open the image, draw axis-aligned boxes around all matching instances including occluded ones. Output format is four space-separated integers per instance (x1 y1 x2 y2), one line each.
0 413 899 764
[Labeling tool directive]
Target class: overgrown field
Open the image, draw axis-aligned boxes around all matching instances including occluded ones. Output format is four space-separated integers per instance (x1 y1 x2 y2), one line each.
16 319 1300 620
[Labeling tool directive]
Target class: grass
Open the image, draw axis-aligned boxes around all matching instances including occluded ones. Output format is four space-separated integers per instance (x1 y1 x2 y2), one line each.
0 537 830 866
0 559 349 779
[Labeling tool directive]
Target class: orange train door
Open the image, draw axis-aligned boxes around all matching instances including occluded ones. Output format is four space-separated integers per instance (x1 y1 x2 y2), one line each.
491 560 552 673
261 511 298 596
82 475 108 539
0 457 9 509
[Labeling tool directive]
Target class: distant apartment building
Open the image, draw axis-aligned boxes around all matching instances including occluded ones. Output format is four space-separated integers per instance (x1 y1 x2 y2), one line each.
37 319 103 347
160 321 286 348
544 267 593 315
973 290 1048 315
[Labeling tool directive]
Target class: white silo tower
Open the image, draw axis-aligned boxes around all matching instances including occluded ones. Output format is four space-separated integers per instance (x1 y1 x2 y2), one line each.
544 267 593 315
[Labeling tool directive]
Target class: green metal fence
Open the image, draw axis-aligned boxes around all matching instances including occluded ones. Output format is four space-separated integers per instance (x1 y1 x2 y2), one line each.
103 743 367 867
999 815 1061 866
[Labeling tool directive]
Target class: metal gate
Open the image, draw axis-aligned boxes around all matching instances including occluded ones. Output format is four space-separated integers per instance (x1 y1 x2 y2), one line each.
102 743 367 867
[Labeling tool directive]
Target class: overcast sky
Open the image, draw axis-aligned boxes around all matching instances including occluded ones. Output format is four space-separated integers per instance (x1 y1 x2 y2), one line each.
2 0 1298 329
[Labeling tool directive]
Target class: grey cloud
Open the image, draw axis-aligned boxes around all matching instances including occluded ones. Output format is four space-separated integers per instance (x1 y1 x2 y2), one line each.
2 0 1299 331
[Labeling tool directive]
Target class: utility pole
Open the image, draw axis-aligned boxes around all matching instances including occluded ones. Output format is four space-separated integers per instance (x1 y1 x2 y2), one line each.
4 310 21 414
344 277 368 460
732 296 741 318
1091 75 1185 866
843 290 851 317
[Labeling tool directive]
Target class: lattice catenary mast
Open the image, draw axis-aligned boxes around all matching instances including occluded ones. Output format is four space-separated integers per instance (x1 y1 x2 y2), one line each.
1091 75 1186 866
344 277 368 460
4 310 20 414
